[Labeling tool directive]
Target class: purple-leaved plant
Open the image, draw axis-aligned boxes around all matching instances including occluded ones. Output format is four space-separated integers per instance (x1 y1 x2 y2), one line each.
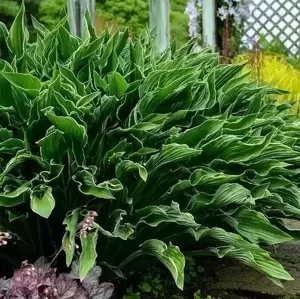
0 258 113 299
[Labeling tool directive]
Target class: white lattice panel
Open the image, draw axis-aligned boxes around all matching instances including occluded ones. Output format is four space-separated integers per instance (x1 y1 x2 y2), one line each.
244 0 300 56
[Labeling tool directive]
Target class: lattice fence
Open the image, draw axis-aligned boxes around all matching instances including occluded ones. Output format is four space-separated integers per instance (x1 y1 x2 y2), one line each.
244 0 300 56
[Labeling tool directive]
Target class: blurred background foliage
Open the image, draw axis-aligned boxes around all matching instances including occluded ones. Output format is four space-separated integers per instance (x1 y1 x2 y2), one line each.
1 0 189 46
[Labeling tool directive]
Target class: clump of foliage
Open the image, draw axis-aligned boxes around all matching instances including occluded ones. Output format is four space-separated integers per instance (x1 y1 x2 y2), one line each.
0 257 113 299
2 3 300 291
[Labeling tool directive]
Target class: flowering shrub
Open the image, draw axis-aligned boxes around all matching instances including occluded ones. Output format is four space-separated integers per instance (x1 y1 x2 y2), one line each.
185 0 251 57
0 258 114 299
185 0 202 38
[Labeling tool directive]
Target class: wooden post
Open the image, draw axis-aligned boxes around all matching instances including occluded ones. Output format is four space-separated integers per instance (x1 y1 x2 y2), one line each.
67 0 95 38
202 0 216 48
149 0 170 52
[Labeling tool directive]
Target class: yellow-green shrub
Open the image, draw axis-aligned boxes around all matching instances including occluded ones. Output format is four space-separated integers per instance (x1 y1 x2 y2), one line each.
235 52 300 116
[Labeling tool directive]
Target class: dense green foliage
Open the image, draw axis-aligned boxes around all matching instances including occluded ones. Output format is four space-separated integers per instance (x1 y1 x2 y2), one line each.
1 4 300 290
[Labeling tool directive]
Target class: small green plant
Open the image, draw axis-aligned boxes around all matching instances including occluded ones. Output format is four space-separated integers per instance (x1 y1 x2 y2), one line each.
2 3 300 292
194 292 214 299
185 257 204 284
139 272 166 298
123 286 141 299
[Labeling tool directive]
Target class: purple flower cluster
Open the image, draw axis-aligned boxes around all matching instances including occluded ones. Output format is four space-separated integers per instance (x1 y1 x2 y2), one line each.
217 0 251 25
185 0 203 38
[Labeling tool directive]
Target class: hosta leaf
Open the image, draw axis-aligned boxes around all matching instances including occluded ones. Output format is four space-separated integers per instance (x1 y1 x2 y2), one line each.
84 11 97 41
219 132 273 162
209 247 292 286
63 209 80 266
30 185 55 218
0 128 12 141
224 114 257 132
115 28 129 55
140 240 185 290
0 22 9 42
187 228 293 283
103 209 134 240
0 138 24 154
227 208 292 245
134 201 198 228
11 85 30 119
57 26 79 61
191 168 241 187
72 37 103 71
0 183 30 207
0 71 41 97
37 129 66 163
171 119 224 147
44 107 87 146
59 64 85 96
99 35 113 63
247 159 290 176
73 170 123 199
7 210 28 222
116 160 148 182
7 2 26 59
108 71 129 98
188 183 254 211
215 63 246 90
77 92 100 107
31 16 48 37
79 229 98 281
147 143 201 171
40 161 64 183
93 71 108 91
0 151 47 180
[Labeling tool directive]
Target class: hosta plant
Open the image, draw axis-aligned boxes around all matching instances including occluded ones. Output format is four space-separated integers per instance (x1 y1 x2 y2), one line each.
0 257 113 299
1 3 300 290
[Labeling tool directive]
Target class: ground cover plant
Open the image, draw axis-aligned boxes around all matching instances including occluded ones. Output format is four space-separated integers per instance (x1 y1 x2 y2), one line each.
0 257 113 299
2 3 300 291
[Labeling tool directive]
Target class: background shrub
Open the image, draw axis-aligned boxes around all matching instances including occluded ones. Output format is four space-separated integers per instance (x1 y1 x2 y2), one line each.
1 0 189 46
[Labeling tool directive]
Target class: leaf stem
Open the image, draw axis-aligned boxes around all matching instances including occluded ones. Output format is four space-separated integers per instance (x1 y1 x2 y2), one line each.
117 249 143 269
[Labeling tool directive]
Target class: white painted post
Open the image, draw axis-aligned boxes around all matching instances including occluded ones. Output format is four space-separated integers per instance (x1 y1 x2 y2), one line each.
202 0 216 48
67 0 95 38
149 0 170 52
